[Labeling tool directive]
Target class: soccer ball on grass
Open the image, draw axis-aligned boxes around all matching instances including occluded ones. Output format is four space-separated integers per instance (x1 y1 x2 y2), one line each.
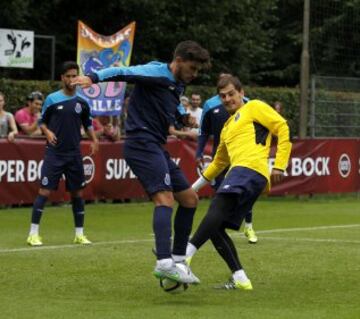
159 278 189 293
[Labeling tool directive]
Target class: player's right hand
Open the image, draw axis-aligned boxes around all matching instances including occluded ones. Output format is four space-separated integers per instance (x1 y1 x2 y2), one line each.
196 157 205 171
71 76 93 88
45 130 57 146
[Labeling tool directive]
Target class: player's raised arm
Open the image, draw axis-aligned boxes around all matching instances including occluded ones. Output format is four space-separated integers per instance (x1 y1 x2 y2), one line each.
71 75 93 88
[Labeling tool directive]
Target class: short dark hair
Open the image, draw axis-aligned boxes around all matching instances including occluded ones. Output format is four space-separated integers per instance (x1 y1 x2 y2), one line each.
27 91 44 101
217 75 243 93
173 40 210 68
61 61 79 75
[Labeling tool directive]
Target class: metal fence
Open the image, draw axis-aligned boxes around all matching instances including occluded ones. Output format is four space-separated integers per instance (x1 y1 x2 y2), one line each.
310 76 360 137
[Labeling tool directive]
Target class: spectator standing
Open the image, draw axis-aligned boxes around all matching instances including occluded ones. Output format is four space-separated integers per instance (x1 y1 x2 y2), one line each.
0 92 18 142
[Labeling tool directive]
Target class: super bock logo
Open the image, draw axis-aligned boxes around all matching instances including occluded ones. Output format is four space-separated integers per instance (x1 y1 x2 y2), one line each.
83 156 95 184
338 153 351 178
75 103 82 114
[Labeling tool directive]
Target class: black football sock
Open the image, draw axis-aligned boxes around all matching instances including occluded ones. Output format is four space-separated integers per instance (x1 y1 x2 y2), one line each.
244 210 253 224
172 206 196 256
31 195 48 224
153 205 173 260
72 197 85 228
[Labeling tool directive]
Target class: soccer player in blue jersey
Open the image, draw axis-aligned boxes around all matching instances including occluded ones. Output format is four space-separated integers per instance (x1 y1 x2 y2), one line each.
188 75 292 290
26 61 99 247
72 41 210 284
196 78 258 244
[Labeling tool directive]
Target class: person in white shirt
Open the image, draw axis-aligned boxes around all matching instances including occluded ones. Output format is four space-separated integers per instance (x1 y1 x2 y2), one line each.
187 93 202 134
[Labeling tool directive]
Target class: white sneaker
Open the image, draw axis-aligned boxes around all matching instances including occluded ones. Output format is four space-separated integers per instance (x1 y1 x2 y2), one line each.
153 261 199 284
176 261 200 285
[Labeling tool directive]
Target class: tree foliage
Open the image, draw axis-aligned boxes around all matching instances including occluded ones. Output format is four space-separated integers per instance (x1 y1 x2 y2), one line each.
0 0 358 86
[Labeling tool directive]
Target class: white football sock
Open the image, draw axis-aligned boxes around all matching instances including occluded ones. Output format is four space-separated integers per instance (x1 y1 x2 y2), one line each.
245 222 253 229
186 242 197 257
29 223 39 236
233 269 249 283
157 258 174 268
172 254 185 262
75 227 84 236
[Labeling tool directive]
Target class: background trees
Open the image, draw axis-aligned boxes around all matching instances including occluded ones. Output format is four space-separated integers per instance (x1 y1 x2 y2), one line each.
0 0 358 86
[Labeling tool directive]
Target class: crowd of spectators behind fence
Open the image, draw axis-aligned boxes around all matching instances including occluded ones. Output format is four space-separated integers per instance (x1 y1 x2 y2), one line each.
0 90 285 143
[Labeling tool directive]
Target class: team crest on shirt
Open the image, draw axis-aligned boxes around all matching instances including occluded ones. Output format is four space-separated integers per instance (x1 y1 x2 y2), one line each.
234 113 240 122
164 173 171 186
75 103 82 114
41 176 49 186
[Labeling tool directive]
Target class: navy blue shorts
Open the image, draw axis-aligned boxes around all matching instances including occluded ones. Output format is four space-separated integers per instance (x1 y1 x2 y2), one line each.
124 139 190 195
217 166 267 230
40 151 85 191
211 168 228 190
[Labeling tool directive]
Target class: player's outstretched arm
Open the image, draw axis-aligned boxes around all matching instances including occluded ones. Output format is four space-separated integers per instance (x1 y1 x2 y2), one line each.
71 75 93 88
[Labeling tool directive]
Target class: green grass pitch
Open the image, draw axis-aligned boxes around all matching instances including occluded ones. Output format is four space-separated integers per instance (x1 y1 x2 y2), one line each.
0 196 359 319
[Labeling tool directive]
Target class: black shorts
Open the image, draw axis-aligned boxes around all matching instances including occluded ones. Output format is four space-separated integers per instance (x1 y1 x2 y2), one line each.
40 151 85 191
123 139 190 195
217 166 267 230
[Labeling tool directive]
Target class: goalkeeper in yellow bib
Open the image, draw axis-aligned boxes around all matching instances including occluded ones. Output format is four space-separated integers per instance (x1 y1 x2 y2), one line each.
188 75 292 290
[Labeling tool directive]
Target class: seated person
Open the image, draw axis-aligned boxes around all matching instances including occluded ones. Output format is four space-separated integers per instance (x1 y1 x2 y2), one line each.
0 91 18 142
92 115 121 141
15 91 43 136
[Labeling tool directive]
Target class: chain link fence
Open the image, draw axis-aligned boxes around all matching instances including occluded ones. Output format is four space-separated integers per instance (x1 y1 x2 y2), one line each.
310 76 360 137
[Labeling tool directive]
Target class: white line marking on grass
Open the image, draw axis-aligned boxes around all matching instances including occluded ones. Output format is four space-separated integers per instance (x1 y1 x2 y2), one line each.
256 224 360 234
0 224 359 254
0 239 153 254
259 236 360 244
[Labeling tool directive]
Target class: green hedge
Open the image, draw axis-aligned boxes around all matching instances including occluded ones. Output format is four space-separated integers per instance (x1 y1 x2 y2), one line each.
0 78 300 136
186 85 300 136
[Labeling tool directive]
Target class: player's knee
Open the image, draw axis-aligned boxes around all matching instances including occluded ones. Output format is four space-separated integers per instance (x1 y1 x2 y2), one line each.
152 191 175 207
39 188 50 197
178 189 198 207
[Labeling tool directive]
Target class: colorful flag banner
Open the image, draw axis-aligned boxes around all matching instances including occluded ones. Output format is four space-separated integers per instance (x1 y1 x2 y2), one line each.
77 21 136 116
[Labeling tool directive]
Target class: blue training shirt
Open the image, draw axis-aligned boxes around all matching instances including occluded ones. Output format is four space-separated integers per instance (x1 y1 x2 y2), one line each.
39 90 93 155
88 61 186 144
196 95 250 158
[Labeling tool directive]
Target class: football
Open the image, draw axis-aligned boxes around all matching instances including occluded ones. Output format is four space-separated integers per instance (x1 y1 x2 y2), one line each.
159 278 189 294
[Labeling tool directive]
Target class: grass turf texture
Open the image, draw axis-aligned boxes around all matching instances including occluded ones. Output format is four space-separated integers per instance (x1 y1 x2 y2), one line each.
0 196 359 319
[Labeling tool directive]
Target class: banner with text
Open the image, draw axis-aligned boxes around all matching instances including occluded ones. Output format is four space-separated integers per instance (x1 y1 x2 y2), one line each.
0 138 359 205
76 21 136 116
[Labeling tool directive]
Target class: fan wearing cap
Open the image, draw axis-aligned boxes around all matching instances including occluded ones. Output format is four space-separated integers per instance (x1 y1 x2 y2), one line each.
15 91 44 136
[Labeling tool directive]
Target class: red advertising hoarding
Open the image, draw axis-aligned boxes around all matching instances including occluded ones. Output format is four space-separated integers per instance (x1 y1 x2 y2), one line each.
0 138 359 205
